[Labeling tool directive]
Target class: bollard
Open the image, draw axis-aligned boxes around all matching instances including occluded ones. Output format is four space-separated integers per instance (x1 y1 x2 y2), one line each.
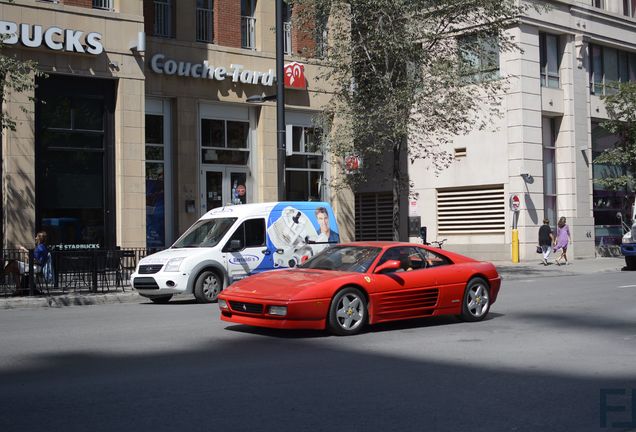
512 229 519 263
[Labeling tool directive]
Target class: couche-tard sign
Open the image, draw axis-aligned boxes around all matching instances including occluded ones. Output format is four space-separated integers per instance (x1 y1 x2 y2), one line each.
151 53 276 86
150 54 307 89
0 21 103 55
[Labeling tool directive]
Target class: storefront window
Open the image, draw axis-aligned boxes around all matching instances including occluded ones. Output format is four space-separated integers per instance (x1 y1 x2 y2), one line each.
286 126 324 201
35 76 115 248
542 117 558 226
591 121 634 248
201 118 250 164
146 114 165 249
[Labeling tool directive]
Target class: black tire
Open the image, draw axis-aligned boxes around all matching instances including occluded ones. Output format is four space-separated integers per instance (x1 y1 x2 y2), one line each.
626 256 636 271
327 287 368 336
460 277 491 322
193 270 222 303
149 295 173 304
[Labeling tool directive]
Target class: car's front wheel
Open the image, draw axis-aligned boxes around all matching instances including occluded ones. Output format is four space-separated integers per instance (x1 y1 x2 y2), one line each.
625 256 636 270
194 270 222 303
460 277 490 322
328 287 367 336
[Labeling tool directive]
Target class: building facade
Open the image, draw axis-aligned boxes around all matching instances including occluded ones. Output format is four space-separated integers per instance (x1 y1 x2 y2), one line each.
142 0 342 249
1 0 350 251
410 0 636 261
1 0 145 250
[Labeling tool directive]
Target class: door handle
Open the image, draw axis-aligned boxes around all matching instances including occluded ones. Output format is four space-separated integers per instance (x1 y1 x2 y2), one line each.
261 249 272 255
275 249 284 254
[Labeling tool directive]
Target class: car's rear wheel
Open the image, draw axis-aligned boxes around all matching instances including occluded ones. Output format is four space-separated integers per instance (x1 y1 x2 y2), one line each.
194 270 222 303
460 277 490 322
149 295 173 304
328 287 367 336
625 256 636 270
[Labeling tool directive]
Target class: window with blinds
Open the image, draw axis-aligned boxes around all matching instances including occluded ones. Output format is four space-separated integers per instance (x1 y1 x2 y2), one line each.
355 192 393 240
437 186 505 234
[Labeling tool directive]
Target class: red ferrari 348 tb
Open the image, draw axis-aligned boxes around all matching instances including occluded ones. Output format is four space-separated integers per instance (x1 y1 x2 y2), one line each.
218 242 501 335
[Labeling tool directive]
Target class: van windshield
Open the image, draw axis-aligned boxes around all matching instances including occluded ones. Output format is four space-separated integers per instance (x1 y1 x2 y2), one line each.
172 218 237 248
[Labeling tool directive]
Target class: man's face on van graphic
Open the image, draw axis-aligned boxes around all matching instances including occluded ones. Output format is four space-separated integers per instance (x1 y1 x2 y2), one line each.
317 212 330 234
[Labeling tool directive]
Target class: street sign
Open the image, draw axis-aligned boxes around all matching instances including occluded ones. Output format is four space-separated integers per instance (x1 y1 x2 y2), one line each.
510 194 521 212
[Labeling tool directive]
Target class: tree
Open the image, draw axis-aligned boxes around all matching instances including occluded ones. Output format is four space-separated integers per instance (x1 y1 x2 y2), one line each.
292 0 538 240
593 82 636 193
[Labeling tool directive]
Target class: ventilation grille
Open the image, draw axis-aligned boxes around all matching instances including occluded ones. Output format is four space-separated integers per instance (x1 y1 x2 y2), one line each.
355 192 393 241
437 185 505 234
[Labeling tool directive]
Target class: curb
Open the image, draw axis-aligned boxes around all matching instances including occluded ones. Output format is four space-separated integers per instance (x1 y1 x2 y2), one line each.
1 291 142 310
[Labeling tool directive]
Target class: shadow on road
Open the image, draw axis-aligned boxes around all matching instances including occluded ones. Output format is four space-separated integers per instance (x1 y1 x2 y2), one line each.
0 315 633 432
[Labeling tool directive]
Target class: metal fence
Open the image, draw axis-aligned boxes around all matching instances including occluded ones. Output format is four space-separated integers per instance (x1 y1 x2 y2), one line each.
154 0 173 37
196 7 214 43
1 248 150 297
92 0 113 10
283 21 292 55
241 16 256 49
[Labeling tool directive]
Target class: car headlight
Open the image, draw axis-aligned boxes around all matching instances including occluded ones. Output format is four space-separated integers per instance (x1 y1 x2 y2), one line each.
218 299 228 309
623 233 634 244
164 257 185 272
268 305 287 316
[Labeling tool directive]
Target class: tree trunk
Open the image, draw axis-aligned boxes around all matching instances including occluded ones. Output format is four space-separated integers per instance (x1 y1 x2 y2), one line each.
392 140 401 241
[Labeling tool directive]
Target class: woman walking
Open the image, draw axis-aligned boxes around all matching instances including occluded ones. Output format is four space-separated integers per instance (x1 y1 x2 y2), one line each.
553 217 571 265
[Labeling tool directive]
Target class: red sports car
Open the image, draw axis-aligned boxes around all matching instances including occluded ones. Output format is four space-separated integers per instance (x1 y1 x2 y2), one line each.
218 242 501 335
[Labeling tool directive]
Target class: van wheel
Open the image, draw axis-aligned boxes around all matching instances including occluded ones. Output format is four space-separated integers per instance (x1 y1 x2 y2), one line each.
626 256 636 270
194 270 222 303
149 295 173 304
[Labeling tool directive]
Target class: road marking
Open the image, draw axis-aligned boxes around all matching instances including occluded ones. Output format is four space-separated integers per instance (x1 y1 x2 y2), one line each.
618 285 636 288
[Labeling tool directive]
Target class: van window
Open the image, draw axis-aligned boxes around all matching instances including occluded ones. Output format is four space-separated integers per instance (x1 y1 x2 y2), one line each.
172 217 237 248
224 219 266 251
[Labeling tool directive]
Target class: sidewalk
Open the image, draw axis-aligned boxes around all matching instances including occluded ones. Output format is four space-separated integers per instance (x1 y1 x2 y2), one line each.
1 257 629 310
493 256 627 280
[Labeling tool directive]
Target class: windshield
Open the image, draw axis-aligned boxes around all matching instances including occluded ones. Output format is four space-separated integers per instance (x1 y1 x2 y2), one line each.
172 217 237 248
300 246 381 273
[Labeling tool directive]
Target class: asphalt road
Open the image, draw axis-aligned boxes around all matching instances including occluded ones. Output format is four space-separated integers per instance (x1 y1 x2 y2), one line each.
1 272 635 432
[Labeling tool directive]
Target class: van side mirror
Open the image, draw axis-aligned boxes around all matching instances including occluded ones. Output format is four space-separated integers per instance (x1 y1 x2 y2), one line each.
229 239 243 252
374 259 401 274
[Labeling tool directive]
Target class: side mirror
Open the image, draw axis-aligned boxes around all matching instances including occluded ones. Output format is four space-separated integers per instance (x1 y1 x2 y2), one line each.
229 239 243 252
374 259 401 274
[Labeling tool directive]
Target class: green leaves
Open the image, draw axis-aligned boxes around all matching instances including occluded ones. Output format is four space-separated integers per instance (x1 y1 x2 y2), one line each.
595 82 636 192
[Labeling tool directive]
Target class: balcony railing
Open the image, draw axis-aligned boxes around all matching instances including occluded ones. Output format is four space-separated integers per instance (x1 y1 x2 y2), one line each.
196 8 214 43
283 21 292 55
92 0 113 10
154 0 173 38
241 16 256 50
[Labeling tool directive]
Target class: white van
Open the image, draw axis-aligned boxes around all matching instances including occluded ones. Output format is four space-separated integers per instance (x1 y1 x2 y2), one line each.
131 201 340 303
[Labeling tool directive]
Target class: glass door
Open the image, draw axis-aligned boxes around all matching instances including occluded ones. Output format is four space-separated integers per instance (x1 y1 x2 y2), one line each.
201 167 250 214
203 170 224 212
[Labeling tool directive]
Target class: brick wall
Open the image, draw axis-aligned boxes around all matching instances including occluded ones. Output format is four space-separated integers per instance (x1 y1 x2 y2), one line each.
292 26 316 57
215 0 241 48
291 4 317 57
64 0 93 8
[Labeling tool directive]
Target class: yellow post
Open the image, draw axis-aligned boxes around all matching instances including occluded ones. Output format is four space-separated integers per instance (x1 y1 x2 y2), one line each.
512 229 519 263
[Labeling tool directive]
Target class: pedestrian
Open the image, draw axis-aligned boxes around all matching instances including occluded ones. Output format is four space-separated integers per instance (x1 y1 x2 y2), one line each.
553 216 572 265
538 218 554 266
2 231 50 293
